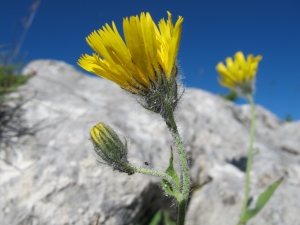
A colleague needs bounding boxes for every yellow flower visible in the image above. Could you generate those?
[216,51,262,95]
[78,12,183,95]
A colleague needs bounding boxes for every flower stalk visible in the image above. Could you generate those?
[164,99,190,225]
[134,166,180,200]
[238,94,256,225]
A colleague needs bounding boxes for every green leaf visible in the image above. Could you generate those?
[162,146,181,200]
[148,210,176,225]
[221,91,239,102]
[241,177,283,223]
[149,210,162,225]
[163,211,176,225]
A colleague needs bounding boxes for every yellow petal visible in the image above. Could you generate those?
[167,14,183,79]
[78,11,183,95]
[216,51,263,94]
[235,51,246,69]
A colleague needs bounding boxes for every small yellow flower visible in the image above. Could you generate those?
[216,51,262,95]
[78,12,183,95]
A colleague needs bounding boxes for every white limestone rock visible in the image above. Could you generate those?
[0,60,299,225]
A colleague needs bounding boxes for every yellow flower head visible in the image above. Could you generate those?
[216,51,262,96]
[78,12,183,95]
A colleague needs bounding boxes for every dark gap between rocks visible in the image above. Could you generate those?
[227,157,247,172]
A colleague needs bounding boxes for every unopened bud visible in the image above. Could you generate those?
[90,123,134,175]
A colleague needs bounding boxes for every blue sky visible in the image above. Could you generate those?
[1,0,299,120]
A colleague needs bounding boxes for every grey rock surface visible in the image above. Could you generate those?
[0,60,299,225]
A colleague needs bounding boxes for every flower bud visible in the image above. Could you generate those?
[90,123,134,175]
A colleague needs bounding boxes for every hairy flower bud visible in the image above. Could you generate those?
[90,123,134,175]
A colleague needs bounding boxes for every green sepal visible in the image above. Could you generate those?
[240,177,283,223]
[138,101,158,113]
[162,146,181,200]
